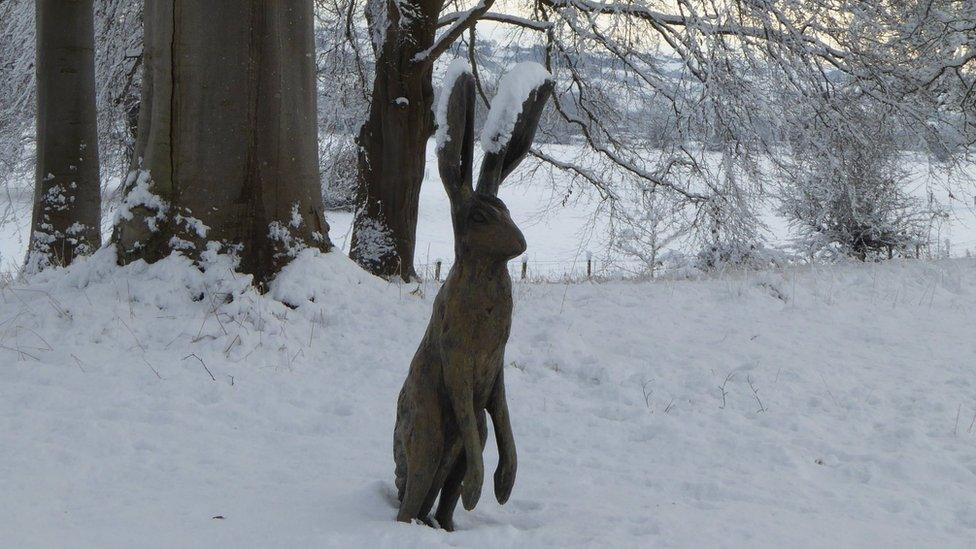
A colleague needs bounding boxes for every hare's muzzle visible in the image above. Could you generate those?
[511,227,527,259]
[491,203,526,260]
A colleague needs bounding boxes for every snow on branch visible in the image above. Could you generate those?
[413,0,495,64]
[544,0,693,27]
[437,11,552,32]
[543,0,848,62]
[481,62,552,153]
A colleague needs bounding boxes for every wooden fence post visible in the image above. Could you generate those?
[435,260,441,282]
[521,256,528,281]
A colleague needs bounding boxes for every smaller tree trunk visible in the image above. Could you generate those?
[349,63,434,281]
[349,2,438,281]
[28,0,102,270]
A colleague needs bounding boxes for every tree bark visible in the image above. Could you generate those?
[28,0,102,271]
[113,0,331,287]
[349,1,440,281]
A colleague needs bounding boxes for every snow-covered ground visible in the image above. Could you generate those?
[2,247,975,547]
[2,144,976,546]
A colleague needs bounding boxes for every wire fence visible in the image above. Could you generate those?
[416,257,616,283]
[415,238,975,285]
[415,256,713,284]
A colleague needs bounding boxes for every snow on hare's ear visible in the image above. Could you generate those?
[436,60,476,211]
[477,62,554,197]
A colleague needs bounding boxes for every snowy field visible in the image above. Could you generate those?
[2,145,976,547]
[2,246,976,547]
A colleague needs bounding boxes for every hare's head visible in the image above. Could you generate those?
[436,61,554,262]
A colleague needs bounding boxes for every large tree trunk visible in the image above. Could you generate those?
[113,0,331,287]
[349,1,439,281]
[28,0,102,271]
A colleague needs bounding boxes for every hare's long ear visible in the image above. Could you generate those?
[435,61,476,212]
[477,63,554,197]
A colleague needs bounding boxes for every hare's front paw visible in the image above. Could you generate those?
[461,457,484,510]
[494,453,516,504]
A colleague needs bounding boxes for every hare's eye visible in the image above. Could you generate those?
[471,210,487,223]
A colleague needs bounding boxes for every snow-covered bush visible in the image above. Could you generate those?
[607,147,787,276]
[694,240,789,272]
[320,135,358,211]
[780,103,930,261]
[694,161,782,272]
[608,189,690,277]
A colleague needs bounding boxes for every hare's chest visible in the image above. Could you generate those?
[465,297,512,403]
[436,288,513,400]
[461,291,513,346]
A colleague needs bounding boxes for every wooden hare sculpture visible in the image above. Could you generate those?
[393,61,554,530]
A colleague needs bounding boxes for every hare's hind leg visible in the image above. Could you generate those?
[396,403,444,524]
[417,443,461,524]
[434,453,465,531]
[397,435,442,523]
[435,410,487,531]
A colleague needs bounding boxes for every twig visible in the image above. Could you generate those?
[183,353,216,382]
[953,403,962,437]
[288,348,305,368]
[164,331,185,349]
[207,292,229,335]
[0,344,39,361]
[747,375,766,413]
[81,289,93,307]
[819,373,840,408]
[308,311,324,348]
[640,379,652,408]
[718,371,734,409]
[194,305,214,341]
[241,343,259,362]
[142,357,162,379]
[117,316,146,353]
[27,328,53,351]
[12,288,71,320]
[223,334,241,356]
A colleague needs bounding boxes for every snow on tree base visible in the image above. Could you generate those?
[1,252,975,546]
